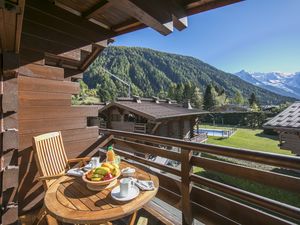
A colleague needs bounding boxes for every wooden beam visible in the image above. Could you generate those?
[163,0,188,31]
[25,0,115,42]
[186,0,244,16]
[109,0,173,35]
[82,0,109,18]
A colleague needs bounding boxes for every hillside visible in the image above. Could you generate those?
[83,46,295,104]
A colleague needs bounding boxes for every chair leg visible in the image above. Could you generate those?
[32,205,47,225]
[128,211,137,225]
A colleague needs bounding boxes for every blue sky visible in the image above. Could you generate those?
[113,0,300,74]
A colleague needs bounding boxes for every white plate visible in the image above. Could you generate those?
[111,185,140,202]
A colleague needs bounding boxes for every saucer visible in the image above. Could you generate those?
[111,185,140,202]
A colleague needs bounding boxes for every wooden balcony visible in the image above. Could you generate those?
[96,128,300,225]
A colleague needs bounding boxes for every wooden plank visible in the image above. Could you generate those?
[143,201,181,225]
[14,0,25,53]
[3,130,18,151]
[64,137,102,159]
[191,186,294,225]
[61,127,99,143]
[19,91,71,107]
[82,0,109,18]
[3,71,18,112]
[186,0,243,16]
[3,113,18,131]
[22,18,91,49]
[109,0,173,35]
[181,149,193,225]
[101,129,300,170]
[18,75,80,94]
[2,167,19,210]
[2,205,18,225]
[80,44,105,71]
[113,138,181,161]
[2,9,17,51]
[21,32,76,56]
[18,63,64,81]
[191,174,300,221]
[191,202,238,225]
[25,0,114,42]
[19,106,98,120]
[19,117,87,135]
[113,148,181,176]
[19,47,45,66]
[191,156,300,193]
[19,127,99,151]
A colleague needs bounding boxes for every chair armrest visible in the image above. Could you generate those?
[67,157,91,163]
[37,173,66,181]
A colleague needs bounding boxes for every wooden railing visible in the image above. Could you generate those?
[99,129,300,225]
[134,123,147,134]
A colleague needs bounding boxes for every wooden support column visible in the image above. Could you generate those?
[0,53,19,225]
[181,148,194,225]
[189,117,195,139]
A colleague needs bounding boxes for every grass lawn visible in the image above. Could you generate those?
[193,124,300,208]
[200,124,292,155]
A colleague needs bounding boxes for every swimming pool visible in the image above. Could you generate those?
[194,129,235,137]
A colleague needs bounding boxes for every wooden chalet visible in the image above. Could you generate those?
[1,0,300,225]
[96,97,207,140]
[263,102,300,155]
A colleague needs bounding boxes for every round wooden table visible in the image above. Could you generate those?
[44,162,159,224]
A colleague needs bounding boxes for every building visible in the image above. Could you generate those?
[263,102,300,155]
[96,97,207,140]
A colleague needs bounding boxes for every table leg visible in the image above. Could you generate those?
[128,211,137,225]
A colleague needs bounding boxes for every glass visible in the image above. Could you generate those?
[106,155,121,165]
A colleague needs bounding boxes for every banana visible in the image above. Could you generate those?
[102,162,115,170]
[95,167,110,175]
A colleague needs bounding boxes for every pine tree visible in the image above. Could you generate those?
[175,83,184,103]
[249,93,257,107]
[248,92,260,111]
[191,86,203,109]
[233,90,244,105]
[203,84,216,110]
[167,83,177,100]
[183,81,194,101]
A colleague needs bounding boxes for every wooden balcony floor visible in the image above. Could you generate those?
[19,197,193,225]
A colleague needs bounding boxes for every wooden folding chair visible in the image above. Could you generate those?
[32,131,90,225]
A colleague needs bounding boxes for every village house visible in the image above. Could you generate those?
[91,96,208,142]
[263,101,300,155]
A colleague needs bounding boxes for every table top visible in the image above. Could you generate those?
[44,161,159,224]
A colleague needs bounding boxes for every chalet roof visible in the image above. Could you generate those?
[263,102,300,131]
[99,97,207,121]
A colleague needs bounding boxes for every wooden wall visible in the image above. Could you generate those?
[17,63,100,214]
[279,131,300,155]
[1,54,19,225]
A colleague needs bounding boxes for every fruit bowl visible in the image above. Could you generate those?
[82,163,121,191]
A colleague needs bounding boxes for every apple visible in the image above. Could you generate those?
[103,173,113,181]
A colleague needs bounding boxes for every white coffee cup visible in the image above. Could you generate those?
[119,178,134,197]
[91,157,100,168]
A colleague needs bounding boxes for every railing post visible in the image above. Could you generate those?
[181,148,194,225]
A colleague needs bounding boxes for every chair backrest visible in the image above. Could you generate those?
[32,131,68,189]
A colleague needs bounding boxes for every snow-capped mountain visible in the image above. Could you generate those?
[235,70,300,99]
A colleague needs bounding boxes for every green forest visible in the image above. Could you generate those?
[79,46,295,107]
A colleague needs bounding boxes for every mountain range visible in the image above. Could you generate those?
[234,70,300,99]
[83,46,296,105]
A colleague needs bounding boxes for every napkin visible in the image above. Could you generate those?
[67,168,84,177]
[82,163,93,172]
[135,180,155,191]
